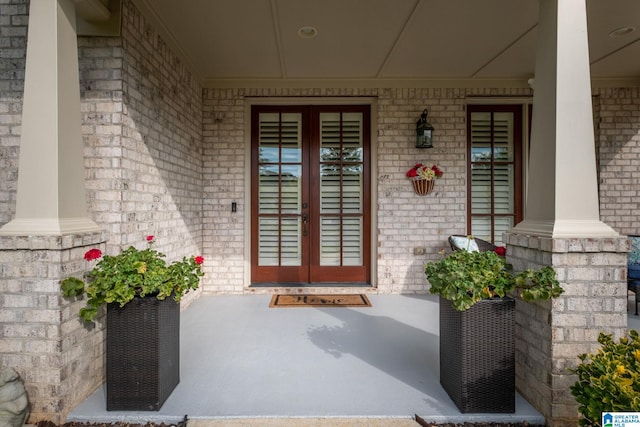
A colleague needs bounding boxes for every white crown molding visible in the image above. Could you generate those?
[202,77,640,90]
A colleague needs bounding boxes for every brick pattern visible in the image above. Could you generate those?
[0,0,205,422]
[80,0,205,260]
[76,0,205,303]
[1,0,640,424]
[0,0,27,226]
[595,87,640,236]
[0,232,107,424]
[202,87,531,293]
[504,233,629,427]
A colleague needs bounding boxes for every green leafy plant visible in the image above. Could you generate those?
[570,330,640,427]
[61,235,204,322]
[425,244,563,311]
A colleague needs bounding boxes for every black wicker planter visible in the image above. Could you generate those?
[439,297,515,413]
[106,295,180,411]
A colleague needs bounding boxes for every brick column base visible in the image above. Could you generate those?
[0,232,107,424]
[504,232,629,427]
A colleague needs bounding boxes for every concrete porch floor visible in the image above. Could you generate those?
[66,293,640,426]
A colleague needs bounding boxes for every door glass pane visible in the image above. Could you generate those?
[342,165,363,213]
[320,164,341,214]
[320,217,340,266]
[257,112,302,267]
[258,165,279,214]
[470,112,492,162]
[471,163,491,214]
[341,112,364,162]
[281,218,301,266]
[281,113,302,163]
[318,112,365,267]
[493,112,514,161]
[258,217,279,266]
[494,164,514,214]
[342,218,362,265]
[258,113,281,163]
[281,165,301,214]
[320,112,341,162]
[471,217,491,242]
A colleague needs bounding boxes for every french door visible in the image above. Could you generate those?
[251,105,371,285]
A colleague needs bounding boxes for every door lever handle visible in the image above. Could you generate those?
[302,214,308,236]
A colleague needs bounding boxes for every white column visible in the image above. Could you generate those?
[512,0,617,238]
[0,0,101,236]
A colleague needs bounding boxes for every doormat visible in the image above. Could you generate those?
[269,294,371,308]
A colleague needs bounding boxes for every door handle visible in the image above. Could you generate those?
[302,214,308,236]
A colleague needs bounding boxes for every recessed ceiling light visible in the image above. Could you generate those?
[298,26,318,39]
[609,26,636,37]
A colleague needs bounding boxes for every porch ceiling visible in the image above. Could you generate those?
[131,0,640,87]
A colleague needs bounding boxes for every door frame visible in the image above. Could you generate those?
[243,97,378,289]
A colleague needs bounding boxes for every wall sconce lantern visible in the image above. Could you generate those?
[416,108,434,148]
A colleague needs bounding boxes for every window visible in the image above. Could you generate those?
[467,105,524,245]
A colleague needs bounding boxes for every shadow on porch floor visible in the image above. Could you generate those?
[67,293,640,426]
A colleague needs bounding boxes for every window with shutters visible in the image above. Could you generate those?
[467,105,523,245]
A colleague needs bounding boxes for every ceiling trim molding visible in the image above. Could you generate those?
[202,77,640,90]
[131,0,203,84]
[202,78,534,89]
[591,78,640,88]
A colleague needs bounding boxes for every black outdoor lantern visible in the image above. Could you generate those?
[416,108,434,148]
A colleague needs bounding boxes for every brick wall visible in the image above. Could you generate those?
[76,0,205,304]
[596,88,640,236]
[79,0,205,263]
[0,232,107,424]
[0,0,27,226]
[0,0,205,422]
[202,87,531,293]
[505,233,629,426]
[2,0,640,423]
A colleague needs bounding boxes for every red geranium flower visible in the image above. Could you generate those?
[194,256,204,265]
[494,246,507,257]
[146,235,154,242]
[406,162,443,180]
[405,163,423,178]
[84,248,102,261]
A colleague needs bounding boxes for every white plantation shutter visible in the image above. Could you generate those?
[469,110,518,245]
[319,112,364,266]
[257,112,302,266]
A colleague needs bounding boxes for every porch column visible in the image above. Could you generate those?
[507,1,628,426]
[0,0,100,236]
[512,0,617,238]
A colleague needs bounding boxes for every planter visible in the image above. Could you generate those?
[412,178,435,195]
[439,297,515,413]
[106,295,180,411]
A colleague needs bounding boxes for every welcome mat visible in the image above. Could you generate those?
[269,294,371,308]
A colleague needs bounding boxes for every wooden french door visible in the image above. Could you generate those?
[251,105,371,285]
